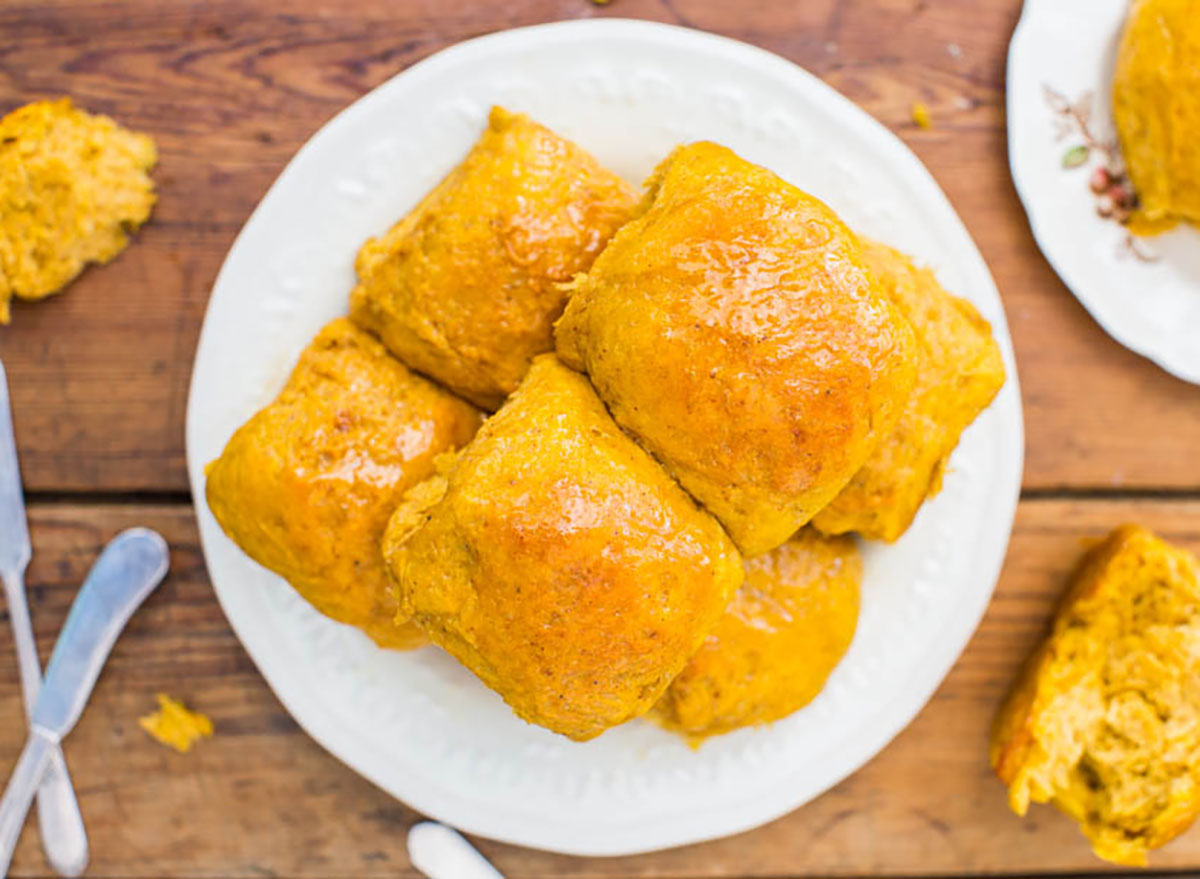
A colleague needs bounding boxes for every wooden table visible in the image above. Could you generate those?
[3,0,1200,876]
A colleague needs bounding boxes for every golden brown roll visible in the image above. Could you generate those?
[206,318,481,649]
[0,98,156,323]
[1113,0,1200,232]
[350,106,638,409]
[656,528,860,739]
[990,525,1200,867]
[812,240,1005,542]
[383,355,744,741]
[556,142,916,556]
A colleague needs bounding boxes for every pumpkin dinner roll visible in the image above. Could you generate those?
[656,528,861,739]
[812,239,1005,542]
[382,355,744,741]
[350,106,638,410]
[0,98,156,322]
[556,142,917,556]
[990,525,1200,866]
[1112,0,1200,231]
[206,318,481,650]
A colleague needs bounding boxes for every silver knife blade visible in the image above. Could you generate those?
[0,360,31,579]
[33,528,169,737]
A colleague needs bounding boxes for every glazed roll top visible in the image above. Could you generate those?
[350,106,638,409]
[383,355,744,741]
[206,318,482,649]
[556,142,917,556]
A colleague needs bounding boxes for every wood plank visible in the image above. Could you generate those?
[1,0,1199,492]
[4,499,1200,878]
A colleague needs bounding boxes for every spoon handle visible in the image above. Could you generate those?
[407,822,506,879]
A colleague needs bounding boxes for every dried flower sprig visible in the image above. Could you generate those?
[1044,85,1118,166]
[1044,84,1158,262]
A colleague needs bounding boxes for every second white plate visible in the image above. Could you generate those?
[186,19,1024,857]
[1008,0,1200,384]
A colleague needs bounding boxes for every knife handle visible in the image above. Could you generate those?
[0,732,55,878]
[34,751,88,877]
[1,569,89,877]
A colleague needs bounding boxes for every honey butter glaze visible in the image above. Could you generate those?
[657,528,861,739]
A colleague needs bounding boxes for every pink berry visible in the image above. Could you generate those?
[1090,166,1111,193]
[1109,183,1135,208]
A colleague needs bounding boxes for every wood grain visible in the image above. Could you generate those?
[1,0,1199,492]
[4,1,1200,877]
[3,498,1199,878]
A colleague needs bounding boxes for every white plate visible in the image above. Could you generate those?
[1008,0,1200,384]
[186,20,1023,857]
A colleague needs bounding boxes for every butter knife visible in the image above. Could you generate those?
[0,360,89,877]
[0,528,169,877]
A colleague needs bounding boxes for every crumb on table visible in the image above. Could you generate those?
[911,102,933,130]
[139,694,213,754]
